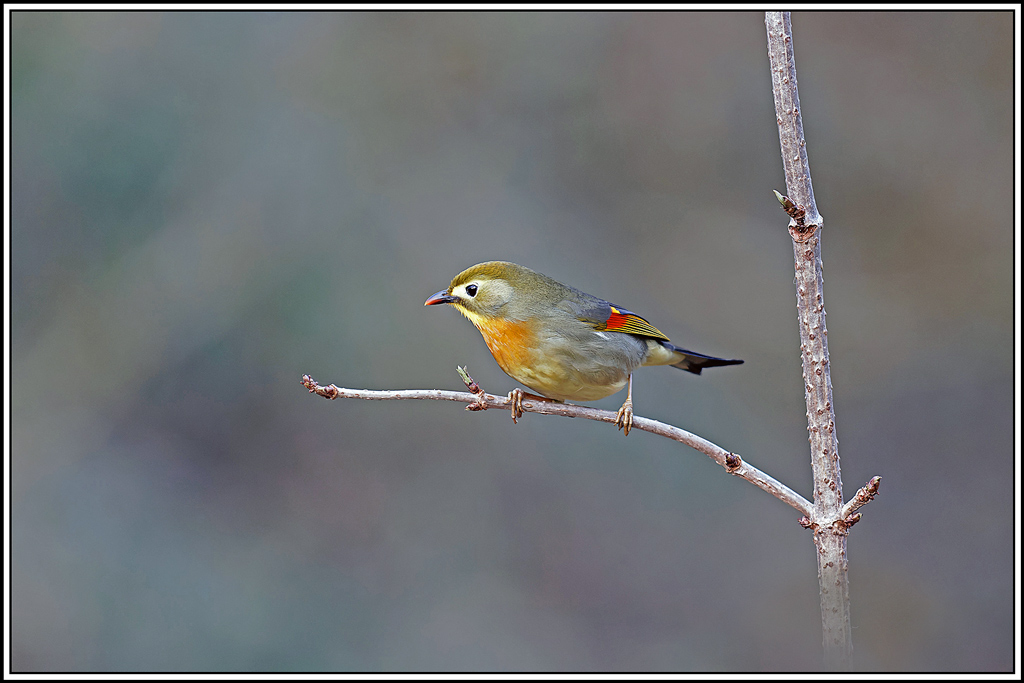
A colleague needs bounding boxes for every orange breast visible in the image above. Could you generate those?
[473,317,539,378]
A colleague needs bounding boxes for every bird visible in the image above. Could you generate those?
[424,261,742,435]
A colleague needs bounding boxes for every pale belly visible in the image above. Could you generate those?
[505,358,630,402]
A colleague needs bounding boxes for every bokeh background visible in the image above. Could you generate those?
[10,10,1015,672]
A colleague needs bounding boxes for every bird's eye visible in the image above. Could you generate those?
[465,284,478,297]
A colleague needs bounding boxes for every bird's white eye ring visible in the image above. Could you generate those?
[465,284,478,297]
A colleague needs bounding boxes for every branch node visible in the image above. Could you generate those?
[302,374,339,399]
[724,452,743,473]
[457,366,481,394]
[828,518,853,536]
[773,190,820,242]
[799,516,816,530]
[789,221,819,242]
[457,366,489,411]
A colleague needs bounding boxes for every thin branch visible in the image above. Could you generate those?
[302,372,813,518]
[840,476,882,523]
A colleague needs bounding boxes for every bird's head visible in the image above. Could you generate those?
[424,261,541,326]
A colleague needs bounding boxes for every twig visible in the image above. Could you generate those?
[840,476,882,524]
[302,372,813,518]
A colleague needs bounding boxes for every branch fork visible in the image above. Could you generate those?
[302,370,881,526]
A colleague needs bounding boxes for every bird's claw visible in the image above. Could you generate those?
[615,399,634,436]
[507,388,525,424]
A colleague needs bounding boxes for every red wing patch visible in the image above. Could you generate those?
[601,306,671,341]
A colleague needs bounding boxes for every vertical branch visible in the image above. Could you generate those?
[765,12,852,671]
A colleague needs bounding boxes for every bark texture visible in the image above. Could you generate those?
[765,11,852,670]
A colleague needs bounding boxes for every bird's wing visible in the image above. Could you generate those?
[571,297,671,341]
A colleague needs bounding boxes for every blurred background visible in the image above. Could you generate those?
[10,11,1015,672]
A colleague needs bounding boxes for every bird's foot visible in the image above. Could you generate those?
[507,388,525,424]
[506,389,559,424]
[615,399,634,436]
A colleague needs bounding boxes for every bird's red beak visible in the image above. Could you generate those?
[424,290,458,306]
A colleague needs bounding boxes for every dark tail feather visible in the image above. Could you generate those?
[666,343,744,375]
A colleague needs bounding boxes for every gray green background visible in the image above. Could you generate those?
[11,11,1015,672]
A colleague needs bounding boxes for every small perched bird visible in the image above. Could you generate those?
[425,261,742,435]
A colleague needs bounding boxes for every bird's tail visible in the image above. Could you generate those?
[662,342,744,375]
